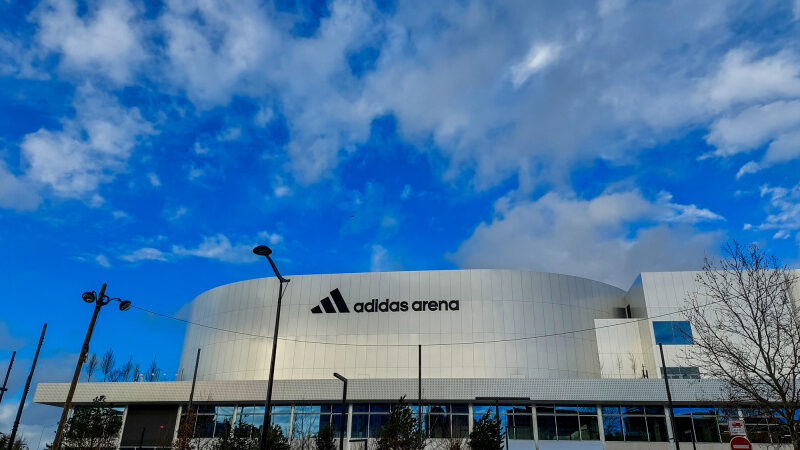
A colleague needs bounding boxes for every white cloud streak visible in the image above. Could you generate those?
[450,189,724,288]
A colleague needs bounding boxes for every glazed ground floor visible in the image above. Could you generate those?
[34,378,795,450]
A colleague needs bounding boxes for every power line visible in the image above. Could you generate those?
[129,296,720,348]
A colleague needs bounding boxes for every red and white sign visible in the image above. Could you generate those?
[728,420,747,436]
[730,435,752,450]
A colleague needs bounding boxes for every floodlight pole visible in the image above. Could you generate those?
[0,350,16,406]
[659,343,680,450]
[334,373,348,450]
[8,324,46,450]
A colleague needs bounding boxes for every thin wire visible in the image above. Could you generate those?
[130,295,720,348]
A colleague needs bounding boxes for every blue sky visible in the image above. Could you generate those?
[2,0,800,445]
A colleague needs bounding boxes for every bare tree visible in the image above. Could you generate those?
[146,357,160,382]
[119,356,134,382]
[85,353,99,382]
[627,353,639,378]
[132,363,141,382]
[100,349,115,382]
[685,242,800,450]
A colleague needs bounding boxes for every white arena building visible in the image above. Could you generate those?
[34,270,796,449]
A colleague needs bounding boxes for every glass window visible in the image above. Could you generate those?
[579,416,600,440]
[537,405,556,414]
[537,415,556,440]
[473,405,493,415]
[451,404,469,414]
[647,417,669,442]
[621,405,645,415]
[369,414,387,438]
[427,414,447,438]
[653,321,693,345]
[554,405,579,414]
[330,414,347,438]
[214,417,232,437]
[555,416,580,440]
[603,416,623,441]
[511,414,533,440]
[215,406,234,415]
[371,404,391,413]
[196,414,215,438]
[271,414,290,436]
[601,406,620,415]
[351,415,368,439]
[693,417,721,442]
[452,415,469,438]
[623,416,648,441]
[674,416,695,442]
[352,404,369,413]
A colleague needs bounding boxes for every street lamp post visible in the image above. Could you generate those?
[254,245,290,450]
[659,343,681,450]
[333,373,348,450]
[52,284,132,450]
[0,351,16,406]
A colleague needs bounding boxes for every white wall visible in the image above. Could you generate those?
[179,270,627,381]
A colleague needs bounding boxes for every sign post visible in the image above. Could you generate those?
[728,420,746,437]
[730,435,751,450]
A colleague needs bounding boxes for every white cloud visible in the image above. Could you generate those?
[147,172,161,187]
[0,162,41,211]
[272,177,291,198]
[34,0,146,83]
[400,184,412,200]
[257,231,284,245]
[20,84,153,199]
[119,247,169,263]
[165,206,187,222]
[171,234,254,263]
[510,43,561,88]
[95,254,111,268]
[450,189,724,287]
[705,100,800,158]
[701,49,800,109]
[254,105,274,127]
[370,244,401,272]
[751,183,800,235]
[0,322,26,350]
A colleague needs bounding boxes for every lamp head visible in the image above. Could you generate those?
[119,300,132,311]
[253,245,272,257]
[82,291,96,303]
[333,372,347,382]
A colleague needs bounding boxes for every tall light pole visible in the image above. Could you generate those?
[333,373,348,450]
[254,245,290,450]
[0,351,16,406]
[52,284,132,450]
[8,324,46,450]
[659,343,681,450]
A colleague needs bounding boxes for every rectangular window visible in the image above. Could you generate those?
[653,321,693,345]
[603,416,623,441]
[537,405,599,441]
[665,367,701,379]
[603,404,668,442]
[671,406,723,443]
[622,416,648,441]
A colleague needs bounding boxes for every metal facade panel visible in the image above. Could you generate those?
[34,378,728,406]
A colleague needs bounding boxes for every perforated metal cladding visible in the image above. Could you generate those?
[34,378,728,406]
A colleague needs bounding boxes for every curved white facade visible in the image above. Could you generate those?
[179,270,627,381]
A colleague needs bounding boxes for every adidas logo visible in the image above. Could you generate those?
[311,288,350,314]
